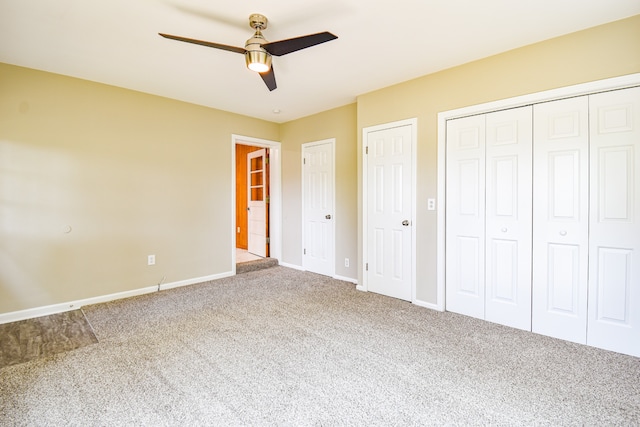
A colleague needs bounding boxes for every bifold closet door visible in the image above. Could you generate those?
[532,96,590,344]
[446,107,533,329]
[484,106,533,331]
[446,115,486,319]
[587,86,640,357]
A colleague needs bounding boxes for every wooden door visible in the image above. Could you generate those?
[235,144,262,250]
[248,149,267,257]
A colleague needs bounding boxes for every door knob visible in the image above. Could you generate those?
[325,214,332,219]
[402,220,410,226]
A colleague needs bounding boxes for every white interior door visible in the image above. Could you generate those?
[366,124,413,301]
[587,86,640,357]
[248,149,266,257]
[484,106,533,330]
[302,140,335,276]
[445,114,486,319]
[532,96,589,344]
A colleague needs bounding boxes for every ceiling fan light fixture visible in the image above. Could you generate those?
[246,50,272,73]
[159,12,337,90]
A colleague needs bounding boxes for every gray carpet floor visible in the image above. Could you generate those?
[1,266,639,426]
[0,310,97,368]
[236,257,279,275]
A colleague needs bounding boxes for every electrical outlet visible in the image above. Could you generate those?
[148,255,155,265]
[345,258,350,268]
[427,198,436,211]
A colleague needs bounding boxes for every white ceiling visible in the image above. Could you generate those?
[2,1,639,123]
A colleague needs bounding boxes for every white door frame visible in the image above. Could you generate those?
[231,134,282,272]
[360,118,417,302]
[301,138,336,276]
[436,73,640,312]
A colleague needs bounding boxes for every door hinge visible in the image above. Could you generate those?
[265,156,269,165]
[303,157,306,165]
[304,248,306,255]
[366,263,368,271]
[266,196,270,204]
[266,237,270,244]
[365,146,368,154]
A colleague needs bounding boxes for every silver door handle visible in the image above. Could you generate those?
[325,214,332,220]
[402,220,410,226]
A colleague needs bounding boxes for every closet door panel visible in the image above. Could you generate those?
[588,86,640,357]
[485,106,533,330]
[532,96,589,344]
[446,115,486,319]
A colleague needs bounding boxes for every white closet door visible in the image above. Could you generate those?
[587,86,640,357]
[446,115,486,319]
[532,96,589,344]
[485,106,533,330]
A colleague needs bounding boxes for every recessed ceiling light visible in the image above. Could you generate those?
[272,109,281,114]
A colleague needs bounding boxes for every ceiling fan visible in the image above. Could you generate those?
[159,13,338,91]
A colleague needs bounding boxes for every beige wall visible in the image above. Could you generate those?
[2,15,639,317]
[279,104,358,277]
[0,64,279,314]
[357,15,640,303]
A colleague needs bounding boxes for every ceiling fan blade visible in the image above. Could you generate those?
[159,33,246,54]
[262,32,337,56]
[259,66,277,91]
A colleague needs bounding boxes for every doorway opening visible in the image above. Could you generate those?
[237,145,269,258]
[231,135,282,273]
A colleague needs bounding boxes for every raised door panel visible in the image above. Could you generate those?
[485,106,533,331]
[446,115,486,319]
[587,86,640,357]
[367,126,412,301]
[532,96,589,344]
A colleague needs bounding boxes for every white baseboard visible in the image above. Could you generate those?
[0,271,235,325]
[413,298,444,312]
[279,261,304,271]
[277,263,358,285]
[334,274,358,285]
[159,271,234,291]
[352,287,443,312]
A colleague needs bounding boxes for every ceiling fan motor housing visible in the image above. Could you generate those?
[245,29,271,72]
